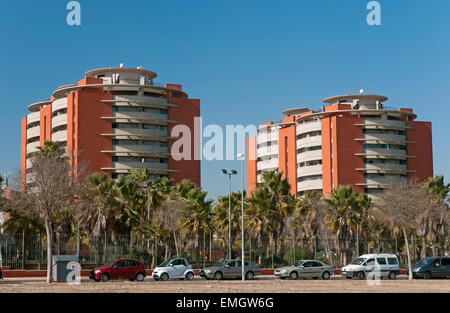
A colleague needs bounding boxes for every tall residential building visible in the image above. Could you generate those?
[21,67,200,185]
[246,94,433,198]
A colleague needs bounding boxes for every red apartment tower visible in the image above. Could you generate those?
[21,67,200,185]
[246,94,433,199]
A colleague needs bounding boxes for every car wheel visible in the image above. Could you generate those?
[136,273,145,282]
[160,273,169,281]
[424,271,432,279]
[100,274,109,282]
[186,272,194,281]
[357,271,365,280]
[289,271,298,280]
[322,271,331,280]
[245,271,254,280]
[153,278,160,281]
[213,271,223,280]
[388,272,396,280]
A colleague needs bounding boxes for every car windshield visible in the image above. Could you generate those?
[350,258,367,265]
[415,258,435,266]
[103,262,114,267]
[292,260,305,267]
[159,259,174,267]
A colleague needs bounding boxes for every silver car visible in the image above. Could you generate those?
[200,259,261,280]
[275,260,333,280]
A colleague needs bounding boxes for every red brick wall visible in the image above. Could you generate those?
[321,117,332,196]
[20,117,27,187]
[167,97,201,186]
[75,87,113,177]
[39,104,52,145]
[406,121,433,182]
[246,136,257,196]
[278,126,297,196]
[334,115,364,192]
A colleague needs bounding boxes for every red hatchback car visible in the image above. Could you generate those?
[89,258,147,282]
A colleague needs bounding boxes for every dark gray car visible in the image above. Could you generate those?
[406,257,450,279]
[275,260,333,280]
[200,259,261,280]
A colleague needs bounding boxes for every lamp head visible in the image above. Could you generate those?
[221,169,228,174]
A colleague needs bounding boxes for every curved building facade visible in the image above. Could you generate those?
[21,67,200,185]
[246,94,433,199]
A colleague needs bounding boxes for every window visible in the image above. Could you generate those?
[365,258,375,266]
[172,259,186,266]
[363,144,406,151]
[311,261,322,267]
[226,261,236,267]
[442,258,450,266]
[364,159,406,165]
[296,130,321,140]
[297,145,322,154]
[387,257,398,265]
[126,260,138,267]
[112,123,137,129]
[298,175,322,182]
[302,262,311,268]
[298,160,322,167]
[257,141,278,149]
[114,260,126,268]
[257,154,278,162]
[363,129,405,136]
[377,258,387,265]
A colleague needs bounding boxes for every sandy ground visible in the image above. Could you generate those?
[0,276,449,293]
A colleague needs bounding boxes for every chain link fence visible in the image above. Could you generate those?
[1,232,448,270]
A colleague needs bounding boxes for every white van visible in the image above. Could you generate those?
[341,253,400,280]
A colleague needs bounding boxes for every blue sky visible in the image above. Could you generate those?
[0,0,449,200]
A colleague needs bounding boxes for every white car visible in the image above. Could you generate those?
[152,258,195,281]
[341,253,400,280]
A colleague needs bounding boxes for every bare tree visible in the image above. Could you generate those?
[11,142,85,283]
[374,179,432,280]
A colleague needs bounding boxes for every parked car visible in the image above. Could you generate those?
[0,266,2,280]
[406,256,450,279]
[152,258,195,281]
[341,253,400,280]
[89,258,146,282]
[200,259,260,280]
[275,260,333,280]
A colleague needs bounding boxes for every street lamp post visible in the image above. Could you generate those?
[237,153,245,281]
[221,169,237,260]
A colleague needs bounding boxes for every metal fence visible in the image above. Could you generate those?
[0,232,448,269]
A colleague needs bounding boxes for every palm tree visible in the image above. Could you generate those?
[294,190,334,265]
[325,185,360,265]
[258,171,295,255]
[77,173,120,263]
[426,175,450,200]
[213,191,245,258]
[247,187,271,265]
[180,184,213,266]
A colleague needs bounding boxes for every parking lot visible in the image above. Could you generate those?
[0,275,449,293]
